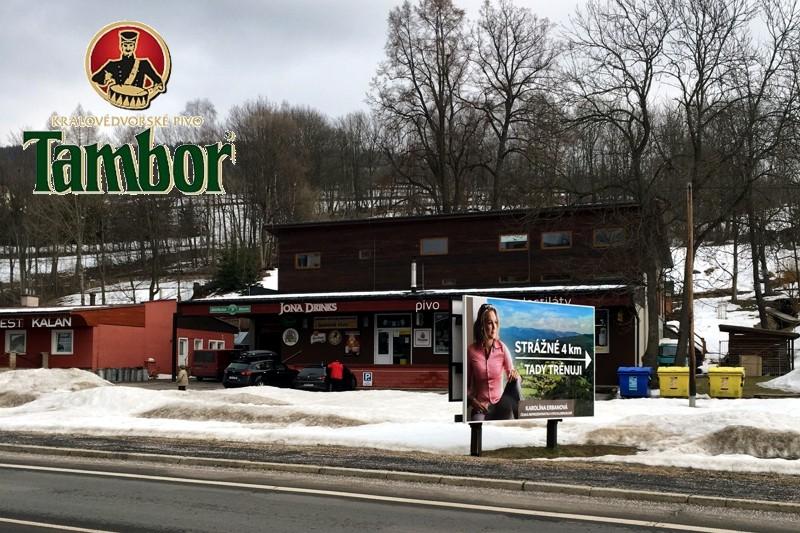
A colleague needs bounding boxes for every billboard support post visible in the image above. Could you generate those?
[546,419,562,449]
[470,423,482,457]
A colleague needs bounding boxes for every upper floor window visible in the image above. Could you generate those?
[295,252,321,270]
[593,228,626,248]
[499,233,528,252]
[541,231,572,249]
[420,237,448,256]
[358,249,372,260]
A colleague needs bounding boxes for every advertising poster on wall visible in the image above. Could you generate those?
[463,296,595,423]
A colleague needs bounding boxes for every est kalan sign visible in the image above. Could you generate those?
[462,296,595,423]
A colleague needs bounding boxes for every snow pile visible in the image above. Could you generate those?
[0,368,110,408]
[758,368,800,393]
[2,370,800,473]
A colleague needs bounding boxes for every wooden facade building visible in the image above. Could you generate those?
[719,324,798,376]
[178,204,666,388]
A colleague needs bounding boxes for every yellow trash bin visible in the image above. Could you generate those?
[708,367,745,398]
[657,366,690,398]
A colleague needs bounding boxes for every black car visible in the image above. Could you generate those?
[292,364,357,391]
[222,357,298,388]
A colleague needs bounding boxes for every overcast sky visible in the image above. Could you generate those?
[0,0,580,145]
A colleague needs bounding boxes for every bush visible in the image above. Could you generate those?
[211,247,260,293]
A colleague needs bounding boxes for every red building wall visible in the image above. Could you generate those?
[7,327,94,369]
[176,327,235,366]
[145,300,176,367]
[92,325,149,370]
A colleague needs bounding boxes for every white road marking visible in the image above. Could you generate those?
[0,516,115,532]
[0,463,750,533]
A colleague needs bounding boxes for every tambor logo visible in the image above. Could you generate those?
[86,21,170,110]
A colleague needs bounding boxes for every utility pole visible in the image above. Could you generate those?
[687,183,696,408]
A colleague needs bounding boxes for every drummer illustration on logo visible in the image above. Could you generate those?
[86,21,171,110]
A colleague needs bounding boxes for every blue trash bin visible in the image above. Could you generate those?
[617,367,653,398]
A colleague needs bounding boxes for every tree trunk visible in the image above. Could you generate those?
[731,216,739,303]
[642,261,661,368]
[747,199,768,328]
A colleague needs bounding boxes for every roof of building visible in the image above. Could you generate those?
[267,203,641,233]
[187,283,633,304]
[765,307,800,326]
[718,324,800,339]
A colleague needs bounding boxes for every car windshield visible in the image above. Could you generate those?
[298,368,324,378]
[659,344,677,357]
[227,362,250,370]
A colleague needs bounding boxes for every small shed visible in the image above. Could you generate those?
[718,324,798,376]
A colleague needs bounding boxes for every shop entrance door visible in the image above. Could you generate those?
[375,314,412,365]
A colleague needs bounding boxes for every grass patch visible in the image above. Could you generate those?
[482,444,638,459]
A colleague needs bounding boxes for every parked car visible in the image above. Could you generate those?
[658,339,705,372]
[190,349,241,381]
[292,363,358,391]
[236,349,282,362]
[222,357,298,388]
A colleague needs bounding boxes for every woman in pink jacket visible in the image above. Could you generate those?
[467,303,521,421]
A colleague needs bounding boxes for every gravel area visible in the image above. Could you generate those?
[2,430,799,504]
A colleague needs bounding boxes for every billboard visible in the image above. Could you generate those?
[462,296,595,423]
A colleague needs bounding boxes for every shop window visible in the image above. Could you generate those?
[420,237,448,256]
[541,231,572,249]
[593,228,625,248]
[358,249,372,260]
[194,339,203,351]
[498,274,529,284]
[52,330,74,355]
[499,233,528,252]
[295,252,321,270]
[595,309,609,354]
[5,330,26,354]
[433,312,450,355]
[376,314,412,328]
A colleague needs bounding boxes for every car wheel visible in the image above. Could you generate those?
[254,377,264,387]
[223,383,230,388]
[350,376,357,390]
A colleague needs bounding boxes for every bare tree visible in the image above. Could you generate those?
[663,0,758,361]
[566,0,675,366]
[471,0,559,210]
[370,0,477,213]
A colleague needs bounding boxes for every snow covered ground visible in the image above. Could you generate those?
[1,368,799,475]
[53,269,277,305]
[3,245,799,475]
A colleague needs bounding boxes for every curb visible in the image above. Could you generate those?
[1,443,798,515]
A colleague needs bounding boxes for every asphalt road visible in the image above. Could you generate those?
[0,457,796,533]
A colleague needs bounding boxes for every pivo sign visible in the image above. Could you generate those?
[23,21,235,195]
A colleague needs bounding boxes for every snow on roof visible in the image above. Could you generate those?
[192,284,631,303]
[0,306,107,315]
